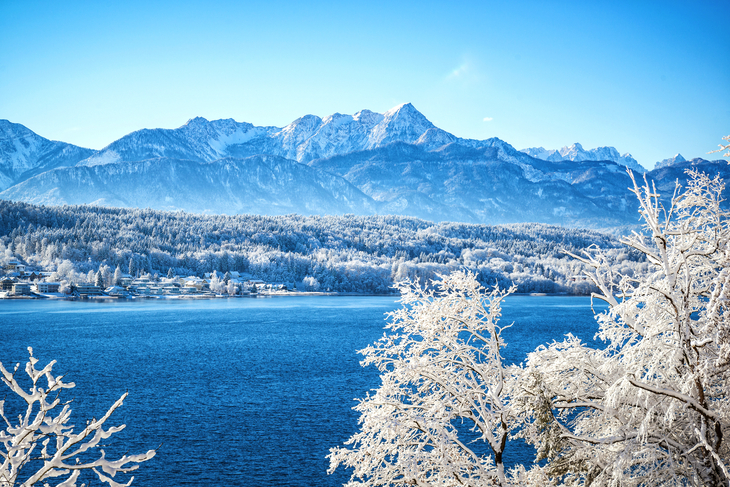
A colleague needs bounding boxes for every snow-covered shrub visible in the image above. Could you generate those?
[302,276,320,292]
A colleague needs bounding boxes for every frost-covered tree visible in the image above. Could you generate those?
[515,170,730,486]
[51,260,75,283]
[302,276,320,292]
[329,272,517,486]
[167,268,174,279]
[99,265,112,288]
[58,280,71,294]
[113,265,123,286]
[209,273,225,294]
[0,348,155,486]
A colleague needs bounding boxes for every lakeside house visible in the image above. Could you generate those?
[35,282,61,293]
[105,286,128,296]
[4,261,26,273]
[75,284,103,296]
[0,277,16,291]
[12,282,31,295]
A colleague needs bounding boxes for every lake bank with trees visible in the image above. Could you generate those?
[0,201,646,296]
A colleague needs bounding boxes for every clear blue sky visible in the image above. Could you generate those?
[1,0,728,169]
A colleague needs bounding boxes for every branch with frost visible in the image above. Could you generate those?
[626,376,718,421]
[709,135,730,158]
[0,348,155,487]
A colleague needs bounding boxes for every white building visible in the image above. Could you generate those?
[36,282,61,293]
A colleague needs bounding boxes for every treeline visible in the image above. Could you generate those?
[0,200,645,294]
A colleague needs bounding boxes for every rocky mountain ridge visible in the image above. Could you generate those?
[521,142,645,173]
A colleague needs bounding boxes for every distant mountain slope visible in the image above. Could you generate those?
[0,199,635,294]
[0,120,94,190]
[646,158,730,202]
[521,142,645,173]
[0,155,378,216]
[309,141,639,227]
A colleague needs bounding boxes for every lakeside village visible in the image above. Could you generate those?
[0,260,313,300]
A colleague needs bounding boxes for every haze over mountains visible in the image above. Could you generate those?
[1,104,726,228]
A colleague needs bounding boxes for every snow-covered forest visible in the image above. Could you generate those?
[0,200,645,294]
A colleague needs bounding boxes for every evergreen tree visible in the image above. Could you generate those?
[167,267,174,279]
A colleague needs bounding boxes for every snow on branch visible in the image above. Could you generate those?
[0,348,155,487]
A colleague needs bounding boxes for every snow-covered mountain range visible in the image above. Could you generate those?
[75,103,473,168]
[520,143,645,173]
[0,105,726,228]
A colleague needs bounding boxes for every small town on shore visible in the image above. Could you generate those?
[0,260,314,299]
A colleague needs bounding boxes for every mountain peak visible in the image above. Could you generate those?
[384,102,422,119]
[353,109,384,125]
[381,103,433,127]
[184,116,210,127]
[389,102,414,110]
[655,153,687,170]
[563,142,585,151]
[366,103,435,149]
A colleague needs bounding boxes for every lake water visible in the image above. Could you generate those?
[0,295,606,486]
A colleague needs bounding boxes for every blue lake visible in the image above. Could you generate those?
[0,295,606,486]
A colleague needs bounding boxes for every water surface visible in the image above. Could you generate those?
[0,295,605,486]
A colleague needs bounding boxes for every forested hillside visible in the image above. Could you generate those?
[0,200,645,294]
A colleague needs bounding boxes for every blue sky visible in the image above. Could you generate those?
[1,0,728,169]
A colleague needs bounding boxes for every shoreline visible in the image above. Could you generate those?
[1,291,590,301]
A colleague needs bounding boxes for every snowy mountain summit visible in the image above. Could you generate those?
[521,142,645,173]
[78,102,448,167]
[654,153,686,169]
